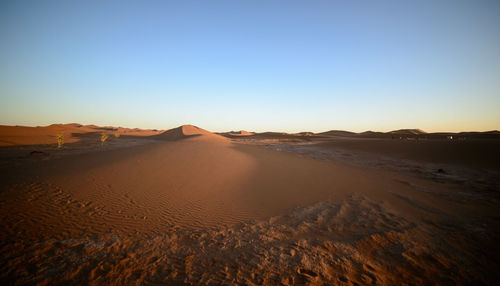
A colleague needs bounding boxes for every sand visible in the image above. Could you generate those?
[222,130,255,137]
[1,124,499,285]
[0,123,162,147]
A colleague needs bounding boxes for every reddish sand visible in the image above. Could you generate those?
[0,124,499,285]
[0,123,162,147]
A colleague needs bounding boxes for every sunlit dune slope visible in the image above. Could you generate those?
[154,124,227,141]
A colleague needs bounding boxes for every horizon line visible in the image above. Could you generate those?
[1,122,498,135]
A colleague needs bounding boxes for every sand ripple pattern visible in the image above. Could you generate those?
[1,196,497,285]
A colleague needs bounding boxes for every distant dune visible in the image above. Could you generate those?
[221,130,255,137]
[318,130,357,137]
[2,124,498,147]
[296,132,315,136]
[389,129,427,135]
[0,123,162,147]
[316,128,499,139]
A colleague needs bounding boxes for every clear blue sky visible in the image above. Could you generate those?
[1,0,499,132]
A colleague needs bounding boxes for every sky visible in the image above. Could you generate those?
[1,0,499,133]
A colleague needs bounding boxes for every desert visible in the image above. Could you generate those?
[2,1,499,284]
[1,123,499,285]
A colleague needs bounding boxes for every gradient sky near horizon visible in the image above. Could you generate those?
[1,0,499,133]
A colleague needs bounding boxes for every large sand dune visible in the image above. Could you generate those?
[154,124,227,141]
[1,124,499,284]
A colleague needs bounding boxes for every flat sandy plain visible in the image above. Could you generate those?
[1,124,499,285]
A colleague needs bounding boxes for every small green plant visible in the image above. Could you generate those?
[57,133,64,149]
[114,133,120,138]
[100,133,109,146]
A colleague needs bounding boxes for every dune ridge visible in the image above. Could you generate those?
[154,125,227,141]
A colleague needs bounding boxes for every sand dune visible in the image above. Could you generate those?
[226,130,255,136]
[389,128,426,135]
[318,130,356,137]
[0,124,91,146]
[0,123,162,147]
[154,125,226,141]
[0,124,499,284]
[3,130,445,236]
[317,128,500,139]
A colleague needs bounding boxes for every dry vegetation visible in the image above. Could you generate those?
[56,133,64,149]
[100,133,109,146]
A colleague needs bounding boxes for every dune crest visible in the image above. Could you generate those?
[154,125,227,141]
